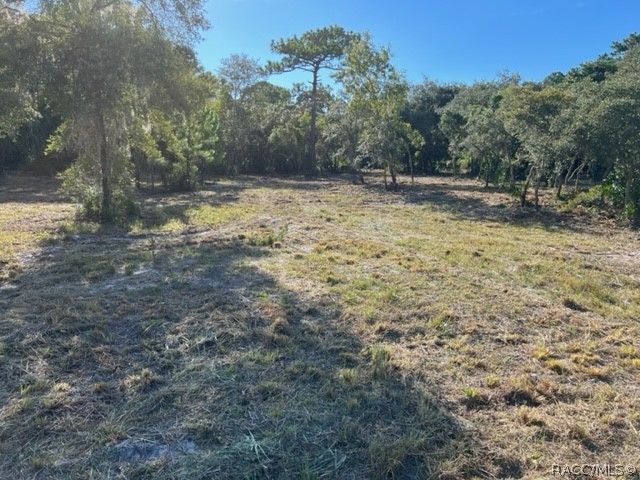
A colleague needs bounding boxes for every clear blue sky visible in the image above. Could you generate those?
[196,0,639,88]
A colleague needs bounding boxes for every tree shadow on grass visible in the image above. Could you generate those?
[363,174,598,234]
[59,174,366,236]
[210,174,364,193]
[0,226,514,479]
[0,176,68,204]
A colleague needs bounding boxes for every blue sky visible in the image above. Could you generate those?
[196,0,639,88]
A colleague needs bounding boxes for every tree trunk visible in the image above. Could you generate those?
[521,166,535,207]
[132,149,141,190]
[624,164,632,212]
[307,67,319,175]
[556,178,563,198]
[406,145,414,185]
[555,167,565,198]
[564,162,585,192]
[389,159,397,186]
[484,158,490,188]
[96,110,112,222]
[563,155,577,188]
[185,120,192,191]
[508,155,515,190]
[230,102,239,175]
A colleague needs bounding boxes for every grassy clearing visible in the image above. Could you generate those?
[0,178,75,281]
[1,173,639,479]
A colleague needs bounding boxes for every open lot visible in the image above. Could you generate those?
[1,174,639,479]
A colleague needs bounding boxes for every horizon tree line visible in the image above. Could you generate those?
[0,8,638,223]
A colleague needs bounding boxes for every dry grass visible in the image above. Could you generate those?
[1,173,639,479]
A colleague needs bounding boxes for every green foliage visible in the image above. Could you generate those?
[566,183,620,213]
[499,84,576,205]
[438,77,520,183]
[580,45,640,221]
[337,33,423,185]
[266,26,359,76]
[80,188,139,223]
[49,116,136,221]
[0,7,39,139]
[215,79,306,175]
[22,0,209,221]
[246,224,288,247]
[217,54,264,174]
[564,33,640,84]
[403,81,460,174]
[267,25,359,174]
[218,53,264,100]
[3,14,640,227]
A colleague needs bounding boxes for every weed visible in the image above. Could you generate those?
[20,379,49,397]
[365,345,393,380]
[619,344,639,359]
[462,386,480,399]
[545,359,567,375]
[254,381,284,399]
[570,353,601,365]
[485,375,500,388]
[246,224,288,247]
[338,368,358,385]
[247,349,280,365]
[533,345,553,361]
[515,406,546,427]
[123,368,160,392]
[92,382,110,393]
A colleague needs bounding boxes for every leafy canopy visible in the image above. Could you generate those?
[266,25,359,75]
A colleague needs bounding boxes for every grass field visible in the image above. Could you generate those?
[1,174,639,479]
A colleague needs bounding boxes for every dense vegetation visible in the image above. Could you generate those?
[1,2,639,222]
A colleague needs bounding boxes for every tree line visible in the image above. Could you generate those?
[1,5,638,223]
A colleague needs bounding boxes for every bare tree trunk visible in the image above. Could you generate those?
[387,159,397,187]
[521,166,535,207]
[555,170,564,198]
[624,164,632,212]
[563,156,577,188]
[508,156,515,189]
[133,149,141,190]
[564,162,585,192]
[352,157,365,184]
[96,110,112,222]
[484,158,490,187]
[307,66,319,175]
[185,120,192,191]
[406,145,414,185]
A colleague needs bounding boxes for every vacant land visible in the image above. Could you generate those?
[1,174,639,479]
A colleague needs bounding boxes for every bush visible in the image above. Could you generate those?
[564,182,637,222]
[567,183,619,211]
[80,190,139,224]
